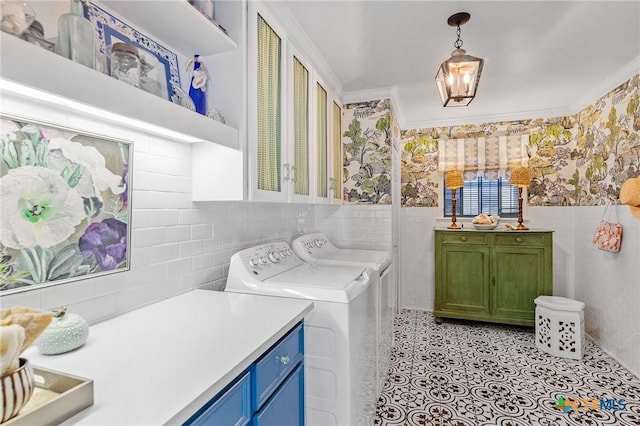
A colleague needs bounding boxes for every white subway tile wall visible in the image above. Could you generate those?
[314,205,392,250]
[570,205,639,377]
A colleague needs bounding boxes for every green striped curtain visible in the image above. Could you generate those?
[332,102,342,200]
[317,83,327,197]
[293,57,309,196]
[257,15,281,192]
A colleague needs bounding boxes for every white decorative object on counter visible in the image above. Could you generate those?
[35,308,89,355]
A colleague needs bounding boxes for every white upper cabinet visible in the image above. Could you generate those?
[247,2,343,204]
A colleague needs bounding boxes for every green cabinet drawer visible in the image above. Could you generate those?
[494,233,547,246]
[438,232,488,245]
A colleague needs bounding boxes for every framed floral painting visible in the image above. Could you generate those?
[0,115,132,294]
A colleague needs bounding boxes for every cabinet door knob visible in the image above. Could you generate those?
[515,237,523,243]
[461,236,468,242]
[277,355,290,365]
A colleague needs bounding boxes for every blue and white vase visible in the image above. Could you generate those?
[188,54,208,115]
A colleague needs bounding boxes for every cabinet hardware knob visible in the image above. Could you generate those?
[461,237,467,242]
[277,355,290,365]
[516,237,523,243]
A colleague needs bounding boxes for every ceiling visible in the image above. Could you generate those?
[282,1,640,129]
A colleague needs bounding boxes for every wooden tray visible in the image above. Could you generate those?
[6,366,93,426]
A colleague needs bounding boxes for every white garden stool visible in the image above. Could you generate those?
[534,296,585,360]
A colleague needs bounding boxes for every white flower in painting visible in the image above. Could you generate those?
[0,166,85,249]
[1,118,20,139]
[47,138,125,201]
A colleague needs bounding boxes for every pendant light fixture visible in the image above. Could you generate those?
[435,12,484,107]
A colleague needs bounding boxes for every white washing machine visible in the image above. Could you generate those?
[291,232,395,397]
[225,241,377,426]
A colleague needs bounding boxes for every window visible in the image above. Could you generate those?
[443,176,519,217]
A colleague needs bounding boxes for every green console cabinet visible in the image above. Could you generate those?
[434,229,553,326]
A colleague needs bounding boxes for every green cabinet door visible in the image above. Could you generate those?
[439,245,490,315]
[492,246,546,323]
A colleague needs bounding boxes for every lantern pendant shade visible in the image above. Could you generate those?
[435,48,484,107]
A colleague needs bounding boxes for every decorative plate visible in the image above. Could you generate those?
[83,1,180,102]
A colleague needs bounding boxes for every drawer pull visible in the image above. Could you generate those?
[515,237,523,243]
[461,236,468,242]
[276,355,290,365]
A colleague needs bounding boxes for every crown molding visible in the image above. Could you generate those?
[570,56,640,113]
[341,86,394,104]
[400,107,574,130]
[264,1,343,99]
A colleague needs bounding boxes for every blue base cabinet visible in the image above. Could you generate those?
[184,322,304,426]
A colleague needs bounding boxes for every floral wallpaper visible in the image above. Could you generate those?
[398,73,640,207]
[0,117,131,292]
[342,99,392,204]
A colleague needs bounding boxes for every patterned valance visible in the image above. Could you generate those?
[438,135,529,180]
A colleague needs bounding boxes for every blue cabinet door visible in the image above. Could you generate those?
[252,323,304,412]
[253,363,304,426]
[186,372,251,426]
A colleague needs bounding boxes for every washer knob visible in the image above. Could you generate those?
[268,252,279,263]
[249,259,259,268]
[258,256,268,265]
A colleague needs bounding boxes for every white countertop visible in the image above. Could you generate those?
[23,290,314,425]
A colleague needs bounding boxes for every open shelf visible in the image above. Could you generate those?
[0,34,238,148]
[100,0,238,56]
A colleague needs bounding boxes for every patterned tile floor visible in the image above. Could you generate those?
[374,309,640,426]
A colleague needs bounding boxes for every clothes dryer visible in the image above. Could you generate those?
[225,241,377,426]
[291,232,395,396]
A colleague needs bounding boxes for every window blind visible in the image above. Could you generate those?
[444,177,519,217]
[438,135,529,180]
[257,14,282,192]
[317,83,328,197]
[293,57,309,196]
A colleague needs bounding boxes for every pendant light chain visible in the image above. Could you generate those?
[454,25,463,49]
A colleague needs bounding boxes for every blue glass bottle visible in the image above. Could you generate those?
[188,54,207,115]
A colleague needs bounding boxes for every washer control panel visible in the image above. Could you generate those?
[297,236,330,254]
[238,241,304,280]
